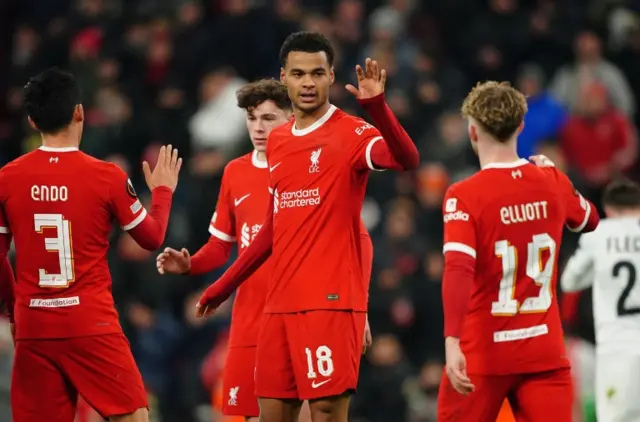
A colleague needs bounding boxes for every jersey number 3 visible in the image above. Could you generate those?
[34,213,75,287]
[492,233,556,316]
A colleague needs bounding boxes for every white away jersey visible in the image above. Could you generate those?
[562,217,640,354]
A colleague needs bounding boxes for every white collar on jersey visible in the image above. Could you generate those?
[39,146,79,152]
[482,158,529,170]
[291,104,337,137]
[252,150,267,168]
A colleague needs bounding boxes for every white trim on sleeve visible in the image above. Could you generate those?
[209,225,236,242]
[122,208,148,231]
[0,227,9,234]
[567,198,591,233]
[365,136,386,171]
[443,242,476,259]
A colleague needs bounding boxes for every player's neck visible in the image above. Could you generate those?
[41,129,79,149]
[293,102,331,131]
[478,140,519,169]
[255,150,267,162]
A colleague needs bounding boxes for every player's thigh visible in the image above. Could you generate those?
[11,340,77,422]
[595,354,640,422]
[108,408,149,422]
[437,370,512,422]
[308,392,351,422]
[222,346,260,417]
[511,368,572,422]
[255,313,298,399]
[258,397,303,422]
[60,333,148,419]
[285,310,366,401]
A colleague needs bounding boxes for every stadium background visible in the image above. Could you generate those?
[1,0,639,420]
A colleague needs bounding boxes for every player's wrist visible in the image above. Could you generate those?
[357,93,385,106]
[445,336,461,348]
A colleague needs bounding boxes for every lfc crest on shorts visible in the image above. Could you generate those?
[228,386,239,406]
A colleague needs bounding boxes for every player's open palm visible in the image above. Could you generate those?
[142,144,183,192]
[156,247,191,275]
[445,340,475,395]
[346,57,387,100]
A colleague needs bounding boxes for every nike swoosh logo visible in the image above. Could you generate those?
[269,162,281,172]
[311,379,331,389]
[234,194,251,206]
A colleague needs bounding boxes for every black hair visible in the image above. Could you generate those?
[603,178,640,208]
[279,31,334,67]
[23,67,82,134]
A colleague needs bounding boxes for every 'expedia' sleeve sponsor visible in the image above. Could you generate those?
[209,165,236,242]
[348,120,391,171]
[109,164,147,231]
[442,185,477,259]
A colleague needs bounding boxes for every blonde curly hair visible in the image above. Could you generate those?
[461,81,528,142]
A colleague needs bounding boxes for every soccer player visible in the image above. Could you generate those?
[156,79,374,422]
[195,31,418,422]
[0,68,182,422]
[561,179,640,422]
[438,81,600,422]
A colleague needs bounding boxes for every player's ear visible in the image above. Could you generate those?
[603,205,616,218]
[517,121,525,135]
[329,66,335,85]
[74,104,84,123]
[280,68,286,85]
[27,116,38,132]
[468,122,478,143]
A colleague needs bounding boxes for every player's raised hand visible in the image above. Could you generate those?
[142,145,183,192]
[156,247,191,275]
[529,154,555,167]
[362,316,372,355]
[445,337,475,395]
[346,57,387,100]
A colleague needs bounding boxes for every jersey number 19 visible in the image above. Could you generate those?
[492,233,557,316]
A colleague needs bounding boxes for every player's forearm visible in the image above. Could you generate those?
[442,251,475,338]
[188,236,233,276]
[201,215,273,307]
[128,187,173,250]
[358,94,419,170]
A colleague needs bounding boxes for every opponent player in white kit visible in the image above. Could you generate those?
[562,179,640,422]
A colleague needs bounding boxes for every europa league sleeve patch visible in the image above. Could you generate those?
[126,178,137,198]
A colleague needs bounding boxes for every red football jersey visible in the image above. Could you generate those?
[442,159,592,375]
[0,146,149,339]
[208,151,271,347]
[265,105,383,313]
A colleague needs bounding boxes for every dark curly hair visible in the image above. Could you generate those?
[236,79,291,111]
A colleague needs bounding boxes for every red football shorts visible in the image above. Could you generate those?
[255,310,366,400]
[222,346,260,417]
[437,367,572,422]
[12,333,148,422]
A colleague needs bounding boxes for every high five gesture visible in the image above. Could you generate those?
[346,57,387,99]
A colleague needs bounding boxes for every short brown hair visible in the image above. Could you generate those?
[603,178,640,208]
[236,79,291,111]
[461,81,528,142]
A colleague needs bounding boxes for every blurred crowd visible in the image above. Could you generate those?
[1,0,640,421]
